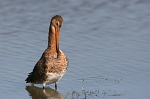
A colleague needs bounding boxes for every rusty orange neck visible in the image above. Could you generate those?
[48,25,60,56]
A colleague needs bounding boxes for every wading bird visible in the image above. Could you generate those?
[25,15,68,89]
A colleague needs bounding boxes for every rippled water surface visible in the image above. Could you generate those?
[0,0,150,99]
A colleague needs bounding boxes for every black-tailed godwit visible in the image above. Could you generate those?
[25,15,68,89]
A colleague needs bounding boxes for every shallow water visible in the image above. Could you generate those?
[0,0,150,99]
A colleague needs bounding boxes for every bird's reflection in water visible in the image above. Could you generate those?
[26,86,65,99]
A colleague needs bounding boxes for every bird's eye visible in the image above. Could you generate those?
[56,22,58,26]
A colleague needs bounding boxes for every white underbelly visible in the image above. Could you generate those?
[43,71,66,85]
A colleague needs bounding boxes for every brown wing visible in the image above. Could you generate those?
[25,52,47,84]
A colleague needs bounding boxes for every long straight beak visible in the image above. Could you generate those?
[55,27,60,53]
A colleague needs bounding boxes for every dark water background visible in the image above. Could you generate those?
[0,0,150,99]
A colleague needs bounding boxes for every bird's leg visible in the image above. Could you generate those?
[43,83,45,89]
[31,83,34,86]
[55,83,57,90]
